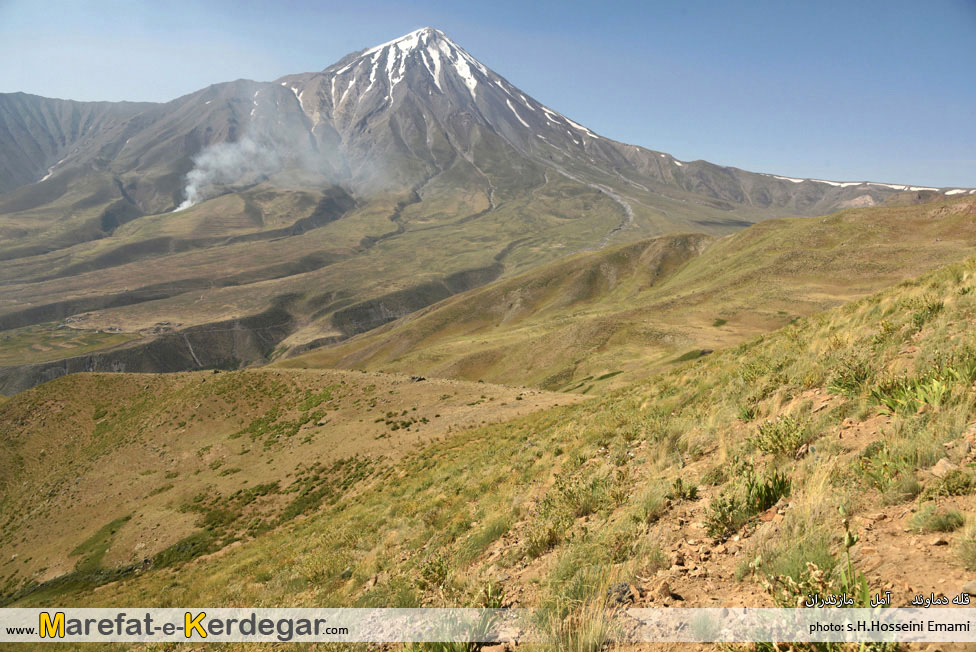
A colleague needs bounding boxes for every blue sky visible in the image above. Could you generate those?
[1,0,974,187]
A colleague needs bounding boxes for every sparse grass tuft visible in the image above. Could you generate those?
[912,505,965,533]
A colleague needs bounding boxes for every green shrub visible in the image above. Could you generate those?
[857,441,911,492]
[665,477,699,501]
[870,374,952,413]
[828,354,873,397]
[939,469,975,497]
[554,474,609,518]
[910,298,943,332]
[417,553,449,591]
[752,416,808,456]
[705,492,745,539]
[744,469,791,513]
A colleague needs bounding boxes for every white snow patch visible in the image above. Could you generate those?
[280,82,287,86]
[393,29,424,56]
[455,42,487,76]
[361,50,381,97]
[385,46,399,93]
[506,99,530,128]
[946,189,967,195]
[908,186,938,192]
[494,80,514,97]
[39,156,67,182]
[541,107,562,124]
[811,179,863,188]
[422,45,442,90]
[520,94,535,111]
[866,182,908,190]
[563,116,598,138]
[340,76,356,105]
[449,47,478,99]
[673,160,684,167]
[204,100,211,105]
[361,27,431,58]
[773,175,805,183]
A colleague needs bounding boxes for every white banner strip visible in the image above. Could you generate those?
[622,608,976,643]
[2,608,976,643]
[0,609,529,643]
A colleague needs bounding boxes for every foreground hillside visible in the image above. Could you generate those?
[3,233,976,650]
[283,196,976,392]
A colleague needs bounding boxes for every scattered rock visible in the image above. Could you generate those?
[339,567,352,579]
[931,537,949,547]
[654,580,673,600]
[931,458,957,479]
[961,580,976,596]
[795,443,809,459]
[670,551,685,567]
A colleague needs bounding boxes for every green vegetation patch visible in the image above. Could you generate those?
[0,322,137,366]
[69,515,131,573]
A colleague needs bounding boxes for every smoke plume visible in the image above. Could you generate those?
[175,133,282,211]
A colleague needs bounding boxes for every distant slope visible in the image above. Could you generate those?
[1,28,971,386]
[0,93,154,195]
[282,196,976,390]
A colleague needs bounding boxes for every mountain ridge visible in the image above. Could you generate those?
[0,27,972,389]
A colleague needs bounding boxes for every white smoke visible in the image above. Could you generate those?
[175,134,283,211]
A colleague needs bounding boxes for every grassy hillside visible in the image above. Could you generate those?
[282,196,976,393]
[0,369,581,601]
[2,148,934,388]
[3,238,976,650]
[0,163,645,379]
